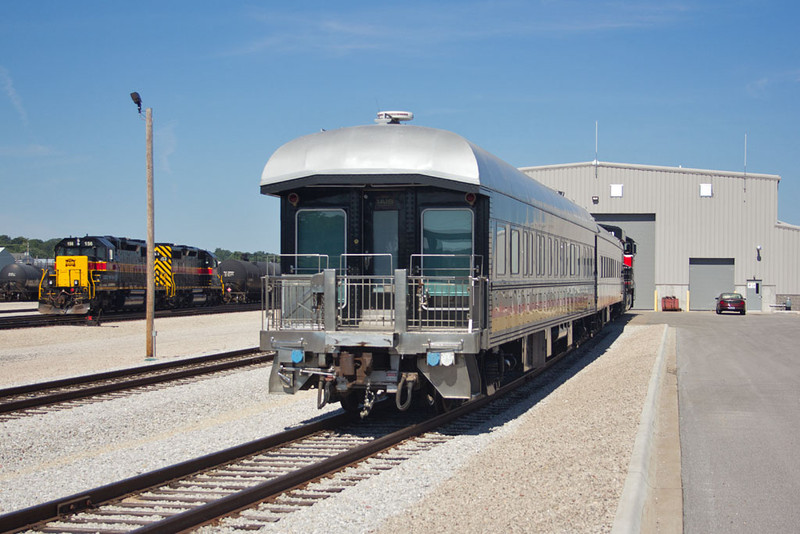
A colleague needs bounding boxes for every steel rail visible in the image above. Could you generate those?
[0,303,261,330]
[0,347,269,414]
[0,412,354,534]
[0,307,37,314]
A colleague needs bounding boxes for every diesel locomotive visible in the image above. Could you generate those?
[39,235,222,314]
[259,113,633,415]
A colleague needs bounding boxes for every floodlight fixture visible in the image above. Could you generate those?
[130,92,142,113]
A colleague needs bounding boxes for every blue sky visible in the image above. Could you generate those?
[2,1,798,254]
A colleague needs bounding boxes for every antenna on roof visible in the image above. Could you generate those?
[593,120,599,179]
[375,111,414,124]
[744,132,748,201]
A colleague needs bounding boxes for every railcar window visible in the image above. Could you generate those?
[536,234,543,276]
[540,235,546,276]
[296,209,346,273]
[548,237,553,276]
[373,210,398,275]
[422,208,473,276]
[510,229,520,275]
[572,245,576,277]
[524,232,531,276]
[495,225,506,276]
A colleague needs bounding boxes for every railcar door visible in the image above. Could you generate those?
[363,191,405,276]
[355,191,407,328]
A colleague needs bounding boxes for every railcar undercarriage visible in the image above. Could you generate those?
[264,268,620,417]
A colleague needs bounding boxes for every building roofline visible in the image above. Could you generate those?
[776,221,800,231]
[519,161,781,182]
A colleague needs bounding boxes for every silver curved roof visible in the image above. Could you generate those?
[260,124,597,228]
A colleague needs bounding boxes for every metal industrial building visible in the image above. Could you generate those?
[520,161,800,312]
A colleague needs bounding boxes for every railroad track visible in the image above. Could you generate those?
[0,306,37,314]
[0,329,610,533]
[0,303,261,330]
[0,347,272,419]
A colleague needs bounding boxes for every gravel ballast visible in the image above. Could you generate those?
[0,310,666,532]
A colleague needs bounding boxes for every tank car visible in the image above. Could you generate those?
[39,236,222,314]
[0,263,45,301]
[259,114,630,415]
[220,260,281,303]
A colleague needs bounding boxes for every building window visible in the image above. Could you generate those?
[610,184,623,198]
[700,183,713,197]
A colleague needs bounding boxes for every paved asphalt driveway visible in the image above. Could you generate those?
[638,311,800,533]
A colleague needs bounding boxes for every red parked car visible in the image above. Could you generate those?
[716,293,746,315]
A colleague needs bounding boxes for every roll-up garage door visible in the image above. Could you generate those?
[689,258,734,310]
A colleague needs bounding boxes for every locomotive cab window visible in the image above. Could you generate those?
[422,208,473,276]
[296,209,346,274]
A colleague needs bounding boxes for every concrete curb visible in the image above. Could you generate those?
[612,324,670,533]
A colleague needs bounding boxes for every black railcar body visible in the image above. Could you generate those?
[220,260,280,303]
[259,116,633,414]
[39,235,222,314]
[0,263,45,301]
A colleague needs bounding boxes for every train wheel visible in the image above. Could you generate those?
[339,389,380,417]
[434,394,464,414]
[420,381,464,414]
[339,392,362,414]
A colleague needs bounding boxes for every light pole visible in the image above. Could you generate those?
[130,91,156,360]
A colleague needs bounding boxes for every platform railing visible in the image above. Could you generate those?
[263,274,324,331]
[263,254,483,333]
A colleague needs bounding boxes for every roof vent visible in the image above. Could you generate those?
[375,110,413,124]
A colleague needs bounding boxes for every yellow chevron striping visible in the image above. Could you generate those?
[154,245,175,297]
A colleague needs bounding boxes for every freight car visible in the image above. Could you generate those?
[0,263,45,301]
[220,260,280,303]
[259,113,632,415]
[39,235,222,314]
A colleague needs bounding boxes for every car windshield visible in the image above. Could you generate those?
[720,293,742,300]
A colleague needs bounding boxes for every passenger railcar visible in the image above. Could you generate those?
[0,263,45,301]
[259,114,630,414]
[39,235,222,314]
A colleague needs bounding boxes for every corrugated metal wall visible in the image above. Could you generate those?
[521,162,798,309]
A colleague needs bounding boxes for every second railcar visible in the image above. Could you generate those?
[0,263,45,301]
[259,114,628,415]
[220,260,280,303]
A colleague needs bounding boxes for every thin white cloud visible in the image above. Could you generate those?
[746,77,769,98]
[746,70,800,99]
[155,121,177,174]
[0,66,29,128]
[227,2,692,57]
[0,144,54,157]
